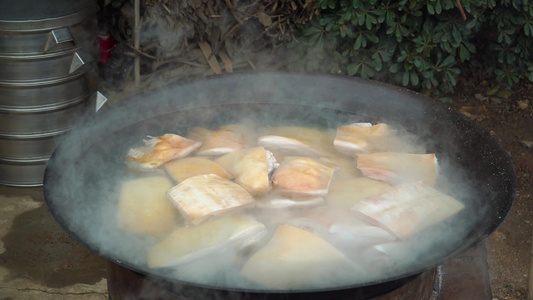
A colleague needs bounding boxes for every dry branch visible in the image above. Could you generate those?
[105,0,318,91]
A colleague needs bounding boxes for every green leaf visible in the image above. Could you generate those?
[446,70,458,86]
[459,44,470,61]
[367,14,377,25]
[505,33,511,44]
[427,4,435,15]
[360,65,369,78]
[410,72,419,85]
[354,35,363,49]
[525,23,533,36]
[402,71,410,86]
[452,28,462,44]
[374,56,383,71]
[347,63,361,76]
[463,40,476,53]
[466,19,478,30]
[437,1,443,14]
[440,55,456,67]
[450,67,460,75]
[390,63,401,73]
[367,34,379,43]
[442,41,453,53]
[397,49,408,62]
[423,79,433,89]
[385,11,395,25]
[302,26,324,36]
[366,16,373,29]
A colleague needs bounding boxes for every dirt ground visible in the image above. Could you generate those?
[450,81,533,300]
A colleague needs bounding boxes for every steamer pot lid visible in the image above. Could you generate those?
[0,0,96,30]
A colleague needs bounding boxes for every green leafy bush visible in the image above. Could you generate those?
[285,0,533,97]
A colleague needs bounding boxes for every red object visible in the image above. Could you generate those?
[97,34,115,65]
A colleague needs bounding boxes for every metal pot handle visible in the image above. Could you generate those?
[94,91,107,112]
[69,51,94,74]
[43,28,74,53]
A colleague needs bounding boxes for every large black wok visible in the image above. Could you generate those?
[44,72,515,298]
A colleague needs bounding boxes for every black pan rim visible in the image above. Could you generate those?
[43,71,516,294]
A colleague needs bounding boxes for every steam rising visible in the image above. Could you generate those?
[44,73,507,295]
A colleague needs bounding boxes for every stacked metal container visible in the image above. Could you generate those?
[0,0,98,186]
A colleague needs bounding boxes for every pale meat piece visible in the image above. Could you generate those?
[356,152,438,186]
[164,157,233,182]
[187,127,211,143]
[167,174,255,225]
[192,125,253,156]
[319,156,362,179]
[271,157,335,196]
[327,177,391,208]
[147,214,267,268]
[240,225,356,290]
[287,207,397,256]
[126,134,201,169]
[351,182,465,239]
[334,123,391,155]
[219,124,257,146]
[117,176,179,236]
[257,126,335,157]
[255,193,326,210]
[214,146,275,195]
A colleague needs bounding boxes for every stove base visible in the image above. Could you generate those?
[107,244,491,300]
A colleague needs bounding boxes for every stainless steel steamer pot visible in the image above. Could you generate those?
[0,0,97,186]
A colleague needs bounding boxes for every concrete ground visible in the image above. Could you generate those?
[0,185,108,300]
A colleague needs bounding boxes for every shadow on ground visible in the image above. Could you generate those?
[0,203,107,288]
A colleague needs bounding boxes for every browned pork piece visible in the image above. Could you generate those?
[191,125,254,156]
[334,123,391,155]
[257,126,335,157]
[271,157,336,196]
[351,182,465,239]
[147,214,267,269]
[356,152,438,186]
[167,174,255,225]
[117,176,180,236]
[240,225,357,289]
[126,134,201,169]
[214,146,277,195]
[327,177,391,208]
[164,156,233,182]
